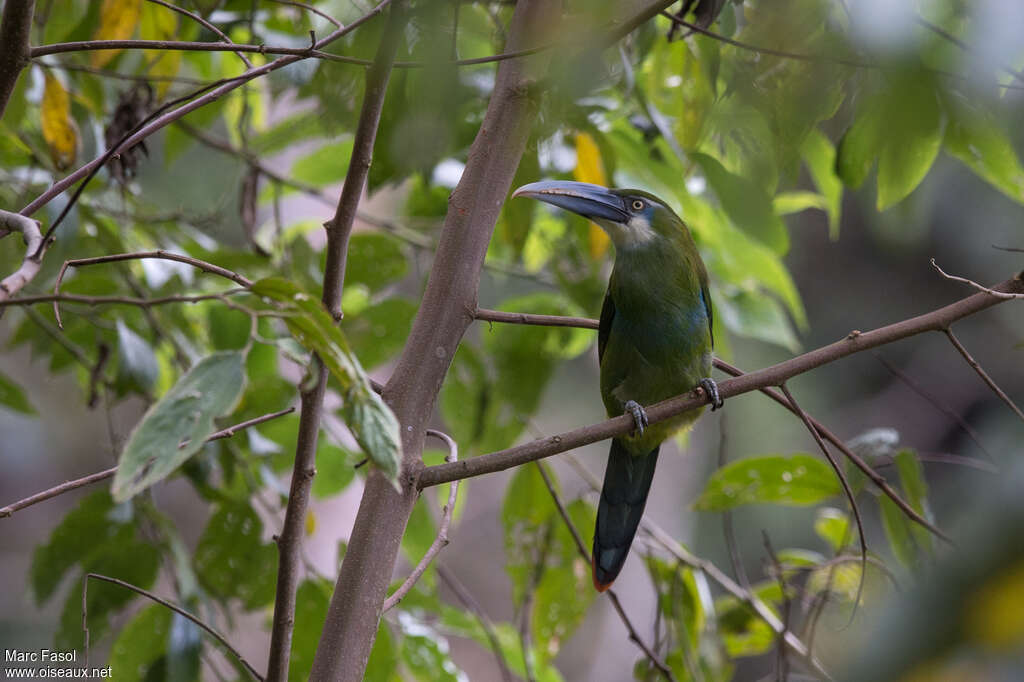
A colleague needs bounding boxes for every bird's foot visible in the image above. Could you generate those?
[624,400,648,437]
[698,377,723,411]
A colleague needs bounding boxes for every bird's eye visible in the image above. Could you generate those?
[631,199,645,211]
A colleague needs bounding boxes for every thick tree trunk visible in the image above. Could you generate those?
[0,0,34,120]
[308,1,561,678]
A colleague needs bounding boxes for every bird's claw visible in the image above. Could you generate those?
[624,400,648,437]
[699,377,723,411]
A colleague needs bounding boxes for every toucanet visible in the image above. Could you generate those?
[512,181,722,591]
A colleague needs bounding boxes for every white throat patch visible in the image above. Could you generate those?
[596,215,658,248]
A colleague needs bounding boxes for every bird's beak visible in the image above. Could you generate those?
[512,181,628,223]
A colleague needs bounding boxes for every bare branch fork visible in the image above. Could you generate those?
[0,209,42,299]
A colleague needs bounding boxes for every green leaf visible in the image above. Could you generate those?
[814,507,851,552]
[116,320,160,393]
[0,369,34,414]
[876,84,943,210]
[773,191,829,216]
[801,128,842,238]
[251,277,401,487]
[291,139,354,187]
[879,494,915,571]
[289,579,332,681]
[531,499,596,663]
[31,491,118,604]
[109,605,172,682]
[343,298,416,370]
[194,502,278,609]
[343,233,408,292]
[397,614,462,682]
[943,97,1024,204]
[895,449,934,553]
[712,289,800,353]
[311,442,356,499]
[692,152,789,253]
[807,561,863,602]
[57,532,161,649]
[112,352,246,502]
[836,95,884,190]
[695,454,840,511]
[364,622,399,682]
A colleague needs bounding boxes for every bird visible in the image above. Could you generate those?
[512,180,721,591]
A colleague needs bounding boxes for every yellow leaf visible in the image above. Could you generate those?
[573,132,611,259]
[91,0,142,67]
[964,559,1024,651]
[41,73,77,170]
[139,1,180,97]
[305,509,316,537]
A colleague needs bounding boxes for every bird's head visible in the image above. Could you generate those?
[512,180,683,250]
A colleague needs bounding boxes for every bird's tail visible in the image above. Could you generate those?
[592,438,660,592]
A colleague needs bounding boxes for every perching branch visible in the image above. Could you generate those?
[0,0,34,119]
[0,407,295,519]
[82,573,262,680]
[382,429,461,612]
[421,275,1022,490]
[0,209,42,300]
[266,4,406,680]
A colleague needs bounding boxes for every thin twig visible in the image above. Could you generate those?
[1,289,245,309]
[382,429,460,611]
[143,0,253,68]
[931,259,1024,299]
[914,15,1024,86]
[659,12,1024,91]
[943,328,1024,423]
[761,532,790,682]
[54,250,252,327]
[717,413,748,589]
[269,0,343,28]
[533,461,677,682]
[82,573,262,680]
[873,351,994,461]
[779,383,867,624]
[436,565,514,682]
[0,407,295,518]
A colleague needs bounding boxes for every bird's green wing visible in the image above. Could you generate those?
[598,290,615,362]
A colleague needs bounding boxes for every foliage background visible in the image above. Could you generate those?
[1,0,1023,680]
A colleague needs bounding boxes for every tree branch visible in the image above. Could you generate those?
[0,0,34,119]
[82,573,262,680]
[422,276,1024,534]
[143,0,253,69]
[53,250,252,327]
[943,328,1024,423]
[0,407,295,519]
[382,429,460,612]
[267,4,405,680]
[0,209,42,300]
